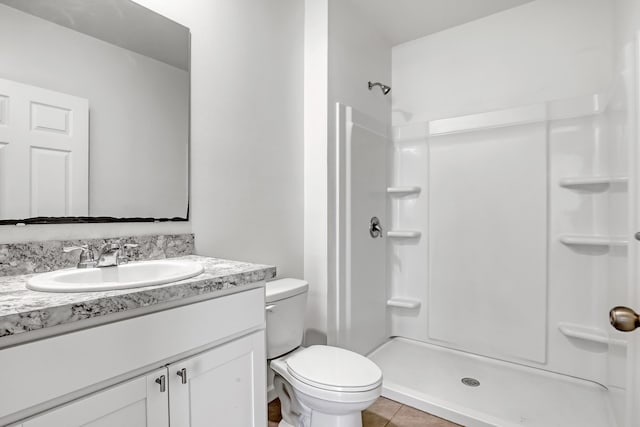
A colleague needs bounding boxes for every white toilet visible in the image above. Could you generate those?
[266,278,382,427]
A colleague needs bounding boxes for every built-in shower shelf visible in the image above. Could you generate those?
[558,176,628,189]
[387,298,422,309]
[558,323,627,347]
[559,235,628,247]
[387,230,422,238]
[387,186,421,195]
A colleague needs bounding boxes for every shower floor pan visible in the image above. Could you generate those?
[368,337,616,427]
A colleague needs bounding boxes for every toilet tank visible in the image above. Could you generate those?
[265,278,309,359]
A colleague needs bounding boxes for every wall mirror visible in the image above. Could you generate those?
[0,0,190,224]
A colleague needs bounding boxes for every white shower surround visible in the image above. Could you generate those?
[378,90,630,425]
[334,92,629,425]
[389,92,626,382]
[325,0,640,425]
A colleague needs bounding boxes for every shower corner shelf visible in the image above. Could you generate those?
[387,186,421,196]
[558,176,628,189]
[558,323,626,347]
[387,298,421,309]
[558,235,628,247]
[387,230,422,239]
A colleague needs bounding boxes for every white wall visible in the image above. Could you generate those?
[388,0,620,384]
[328,1,392,125]
[134,0,304,279]
[1,0,305,282]
[327,0,392,347]
[614,0,640,50]
[304,0,329,345]
[0,4,189,219]
[392,0,614,125]
[304,0,392,345]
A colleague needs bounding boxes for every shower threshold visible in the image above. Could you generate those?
[368,338,618,427]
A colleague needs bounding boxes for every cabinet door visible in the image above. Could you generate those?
[169,331,267,427]
[21,368,168,427]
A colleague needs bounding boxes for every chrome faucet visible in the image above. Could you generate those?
[96,242,139,268]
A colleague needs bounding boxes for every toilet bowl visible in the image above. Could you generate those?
[266,279,382,427]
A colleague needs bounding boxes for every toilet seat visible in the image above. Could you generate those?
[271,346,383,405]
[286,346,382,393]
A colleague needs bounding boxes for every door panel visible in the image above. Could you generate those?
[624,29,640,427]
[21,368,168,427]
[0,77,88,219]
[169,331,267,427]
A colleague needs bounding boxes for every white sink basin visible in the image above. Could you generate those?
[27,260,205,293]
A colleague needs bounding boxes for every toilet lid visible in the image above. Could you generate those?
[286,346,382,392]
[265,278,308,303]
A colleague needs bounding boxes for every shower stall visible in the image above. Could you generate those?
[325,1,640,426]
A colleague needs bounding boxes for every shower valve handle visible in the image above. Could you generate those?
[370,217,383,238]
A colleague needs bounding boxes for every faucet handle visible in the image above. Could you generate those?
[118,243,139,265]
[63,245,97,269]
[63,245,93,258]
[63,244,88,253]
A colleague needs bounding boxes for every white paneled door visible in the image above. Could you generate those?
[622,30,640,427]
[0,78,88,220]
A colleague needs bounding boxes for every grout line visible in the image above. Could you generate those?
[390,403,403,419]
[380,400,403,427]
[387,404,404,426]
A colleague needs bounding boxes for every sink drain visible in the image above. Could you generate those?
[461,377,480,387]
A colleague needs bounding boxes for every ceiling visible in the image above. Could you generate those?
[346,0,536,45]
[0,0,189,70]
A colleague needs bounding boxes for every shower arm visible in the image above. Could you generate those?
[368,81,391,95]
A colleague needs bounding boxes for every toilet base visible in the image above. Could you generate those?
[310,412,362,427]
[277,412,362,427]
[274,373,368,427]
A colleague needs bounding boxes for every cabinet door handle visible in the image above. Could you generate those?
[177,368,188,384]
[155,375,166,392]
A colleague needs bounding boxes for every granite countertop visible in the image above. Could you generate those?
[0,255,276,339]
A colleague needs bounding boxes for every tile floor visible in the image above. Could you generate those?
[268,396,462,427]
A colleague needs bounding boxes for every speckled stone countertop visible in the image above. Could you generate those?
[0,255,276,339]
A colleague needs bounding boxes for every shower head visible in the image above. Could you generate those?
[368,81,391,95]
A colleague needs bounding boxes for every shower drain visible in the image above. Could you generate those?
[461,377,480,387]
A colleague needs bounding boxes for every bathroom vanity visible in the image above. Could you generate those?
[0,255,275,427]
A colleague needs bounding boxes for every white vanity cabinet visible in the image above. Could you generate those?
[16,331,265,427]
[18,368,169,427]
[2,286,267,427]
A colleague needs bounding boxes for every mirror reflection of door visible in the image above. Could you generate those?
[0,0,190,222]
[0,78,88,220]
